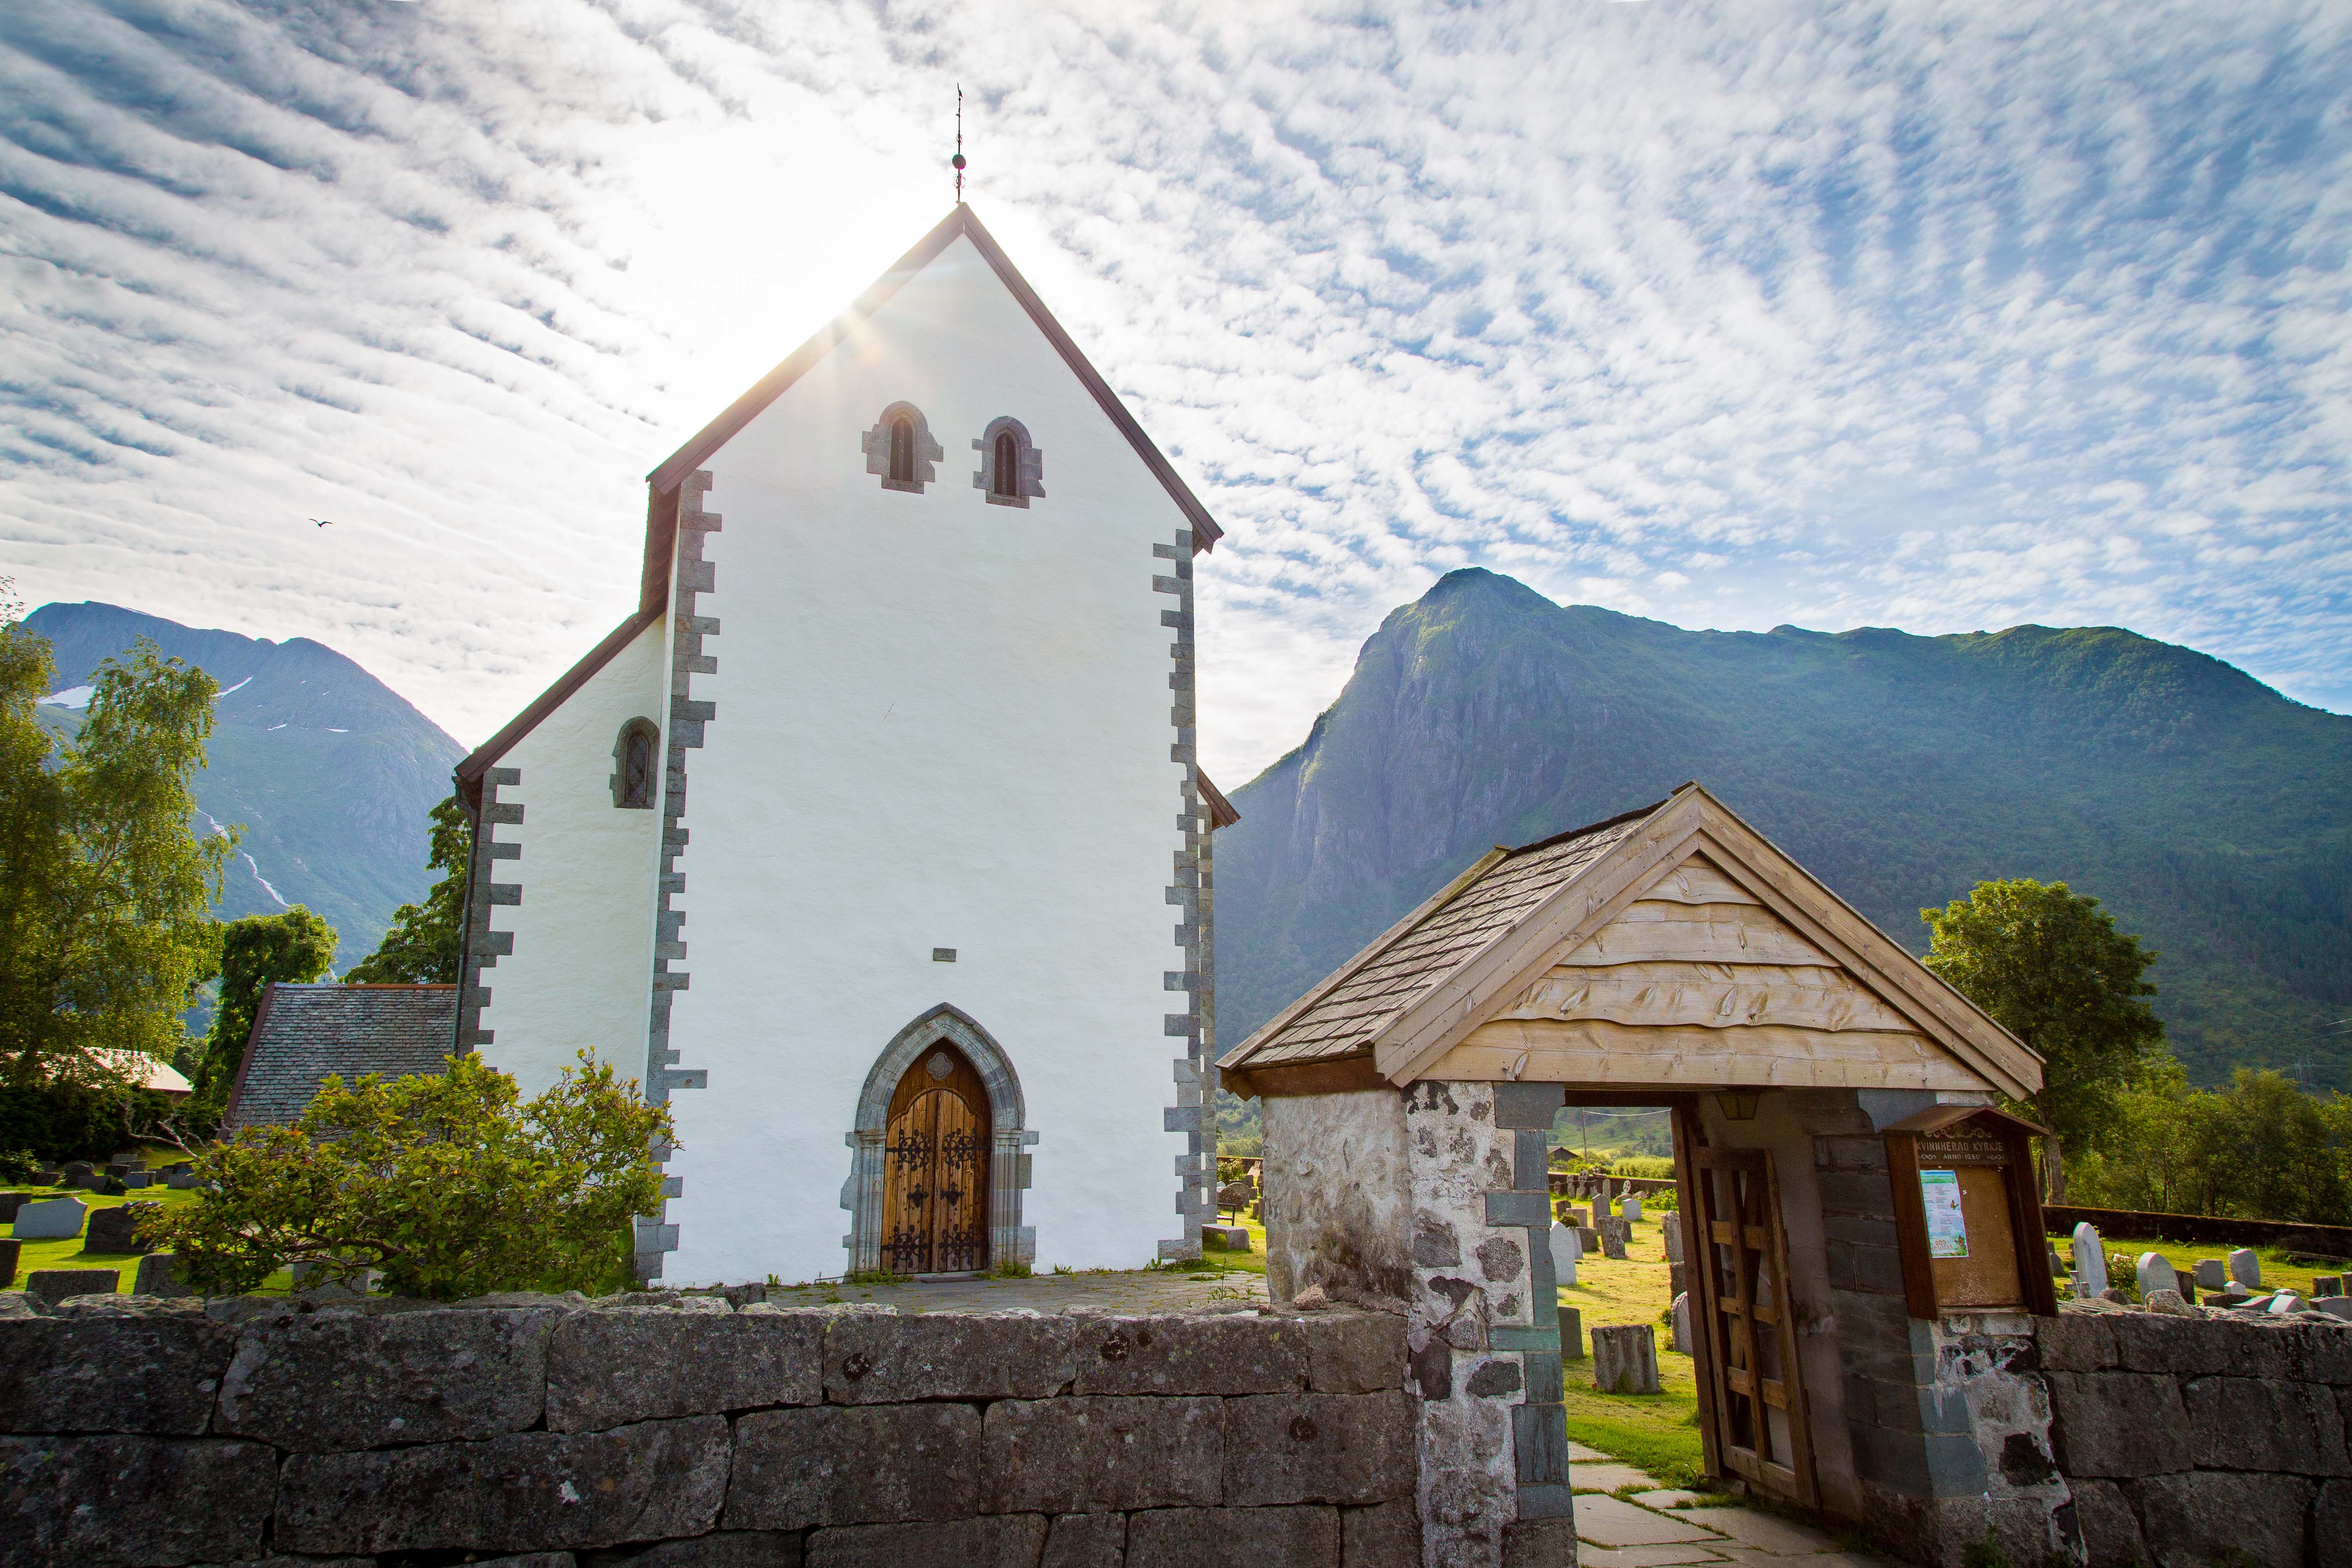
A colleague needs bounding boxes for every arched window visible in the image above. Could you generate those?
[890,418,916,485]
[973,417,1043,508]
[862,402,940,494]
[611,718,659,809]
[992,432,1019,497]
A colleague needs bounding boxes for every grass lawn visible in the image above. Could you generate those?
[1552,1208,1712,1489]
[4,1143,299,1298]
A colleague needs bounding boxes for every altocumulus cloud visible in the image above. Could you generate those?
[1,0,2348,777]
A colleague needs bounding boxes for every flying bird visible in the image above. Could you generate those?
[309,518,334,527]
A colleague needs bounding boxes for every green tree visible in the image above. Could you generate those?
[192,906,340,1110]
[0,620,227,1089]
[1922,878,2167,1201]
[344,791,468,984]
[145,1052,673,1299]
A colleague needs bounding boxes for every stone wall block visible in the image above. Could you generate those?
[1303,1311,1408,1394]
[548,1307,822,1430]
[825,1312,1074,1404]
[0,1434,274,1568]
[1123,1504,1341,1568]
[2123,1471,2312,1568]
[214,1307,560,1452]
[1825,1239,1906,1295]
[2032,1310,2117,1373]
[981,1396,1222,1514]
[2107,1310,2291,1380]
[2288,1321,2352,1386]
[2315,1478,2352,1561]
[2044,1372,2192,1477]
[1812,1134,1889,1173]
[1071,1312,1307,1395]
[0,1315,236,1435]
[1340,1498,1422,1568]
[615,1531,806,1566]
[2183,1376,2352,1476]
[2064,1476,2145,1567]
[1040,1511,1127,1568]
[1221,1391,1416,1506]
[804,1514,1047,1568]
[1812,1169,1896,1219]
[726,1404,979,1531]
[275,1416,730,1555]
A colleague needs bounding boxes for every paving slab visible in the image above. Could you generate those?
[1707,1551,1891,1568]
[1631,1490,1707,1509]
[1565,1440,1613,1461]
[1572,1462,1664,1492]
[1574,1495,1726,1548]
[1696,1508,1841,1556]
[1574,1546,1728,1568]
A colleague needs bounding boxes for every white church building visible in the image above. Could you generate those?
[451,205,1235,1286]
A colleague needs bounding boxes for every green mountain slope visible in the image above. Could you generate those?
[25,601,464,962]
[1216,570,2352,1087]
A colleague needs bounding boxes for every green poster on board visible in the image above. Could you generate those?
[1921,1169,1968,1259]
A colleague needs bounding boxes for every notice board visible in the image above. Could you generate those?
[1883,1105,2057,1319]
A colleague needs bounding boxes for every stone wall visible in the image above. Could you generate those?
[0,1294,1419,1568]
[2040,1299,2352,1568]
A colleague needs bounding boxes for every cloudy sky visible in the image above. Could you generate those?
[4,0,2348,782]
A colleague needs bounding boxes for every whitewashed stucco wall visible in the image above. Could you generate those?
[477,620,666,1097]
[657,232,1192,1285]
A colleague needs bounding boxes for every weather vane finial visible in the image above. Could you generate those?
[952,84,966,203]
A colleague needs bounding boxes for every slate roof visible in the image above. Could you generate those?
[223,983,459,1131]
[1222,800,1664,1071]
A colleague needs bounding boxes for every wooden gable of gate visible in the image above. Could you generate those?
[1370,785,2042,1098]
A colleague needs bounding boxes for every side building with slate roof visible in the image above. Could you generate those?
[221,983,461,1131]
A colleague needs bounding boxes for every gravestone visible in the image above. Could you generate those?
[0,1237,17,1289]
[120,1172,154,1190]
[2314,1275,2344,1299]
[2266,1291,2302,1315]
[2072,1223,2108,1295]
[1549,1221,1581,1288]
[2229,1249,2261,1289]
[1592,1324,1661,1395]
[85,1202,161,1255]
[2195,1259,2226,1291]
[165,1168,198,1191]
[1661,1211,1683,1264]
[1622,1195,1644,1223]
[2133,1252,2175,1300]
[132,1252,190,1297]
[1201,1223,1251,1252]
[1558,1304,1585,1360]
[1601,1217,1630,1260]
[60,1162,97,1191]
[1556,1204,1588,1229]
[11,1196,87,1241]
[105,1162,136,1180]
[0,1193,28,1224]
[2319,1297,2352,1323]
[2047,1245,2065,1278]
[1577,1226,1600,1255]
[112,1150,142,1165]
[2173,1266,2197,1299]
[25,1268,117,1305]
[1215,1180,1253,1213]
[1671,1292,1691,1354]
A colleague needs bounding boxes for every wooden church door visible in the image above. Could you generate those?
[1687,1146,1819,1508]
[882,1045,991,1275]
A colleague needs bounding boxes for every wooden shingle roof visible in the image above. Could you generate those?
[1223,800,1663,1073]
[222,983,459,1131]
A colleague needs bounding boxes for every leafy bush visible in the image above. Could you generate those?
[0,1148,40,1183]
[0,1078,171,1163]
[1608,1156,1676,1180]
[144,1052,673,1299]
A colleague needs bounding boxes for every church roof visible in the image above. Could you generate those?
[222,983,458,1132]
[458,203,1225,798]
[1219,783,2041,1099]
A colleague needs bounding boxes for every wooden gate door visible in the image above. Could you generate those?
[882,1046,991,1275]
[1688,1146,1818,1507]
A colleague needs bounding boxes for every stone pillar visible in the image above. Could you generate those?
[1403,1081,1572,1568]
[1820,1101,2083,1565]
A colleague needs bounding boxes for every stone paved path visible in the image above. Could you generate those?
[1568,1442,1898,1568]
[765,1267,1272,1314]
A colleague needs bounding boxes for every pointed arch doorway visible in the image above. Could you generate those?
[882,1045,991,1275]
[843,1004,1036,1278]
